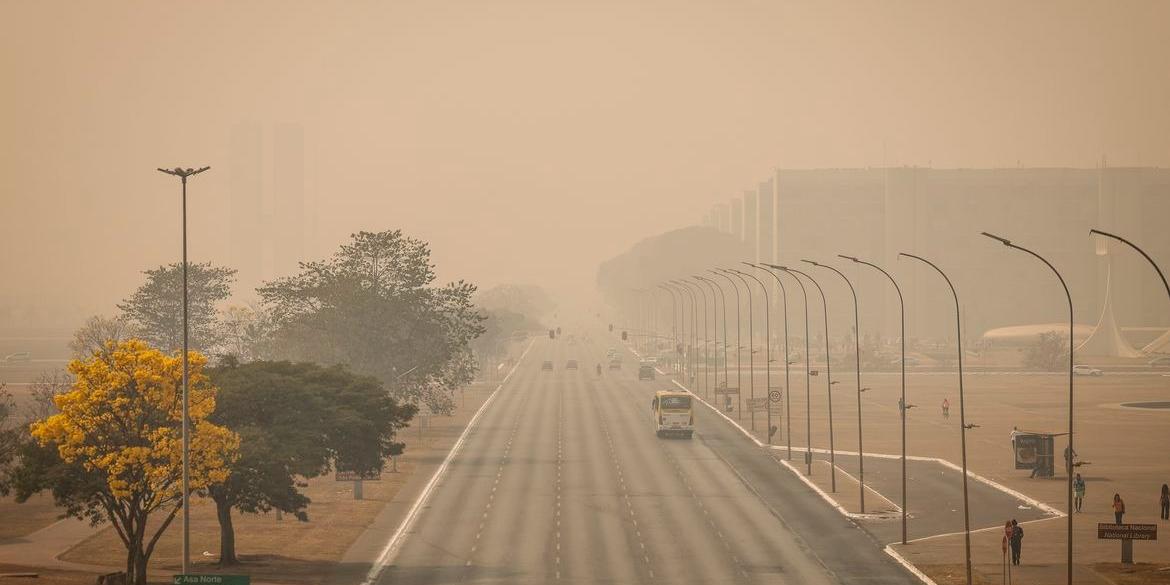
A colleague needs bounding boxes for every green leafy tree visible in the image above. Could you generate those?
[259,230,485,413]
[207,359,415,565]
[0,384,18,487]
[1024,331,1068,371]
[118,262,237,354]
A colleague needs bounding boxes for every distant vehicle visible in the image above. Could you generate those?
[608,357,622,370]
[3,352,31,363]
[1073,365,1103,376]
[606,348,618,358]
[542,360,554,371]
[638,363,655,380]
[1149,356,1170,368]
[651,390,693,439]
[566,359,578,370]
[903,356,922,367]
[643,357,658,365]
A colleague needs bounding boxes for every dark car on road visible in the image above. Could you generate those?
[542,360,554,371]
[566,359,578,370]
[638,363,655,380]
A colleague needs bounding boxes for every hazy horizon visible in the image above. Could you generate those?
[3,1,1169,329]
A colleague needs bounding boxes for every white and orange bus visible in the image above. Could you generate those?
[650,390,693,439]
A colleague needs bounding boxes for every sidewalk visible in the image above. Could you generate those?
[0,517,108,574]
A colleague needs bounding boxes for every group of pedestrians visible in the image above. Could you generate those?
[1003,482,1170,570]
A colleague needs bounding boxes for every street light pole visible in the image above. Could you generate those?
[982,232,1074,585]
[764,264,813,475]
[899,252,973,585]
[806,259,866,513]
[658,284,679,372]
[699,275,733,416]
[841,254,910,543]
[1089,229,1170,313]
[781,265,837,492]
[750,263,791,458]
[712,270,746,426]
[156,165,210,576]
[685,279,711,398]
[673,280,700,385]
[727,269,764,438]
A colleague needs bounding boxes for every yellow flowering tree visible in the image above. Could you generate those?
[25,339,239,585]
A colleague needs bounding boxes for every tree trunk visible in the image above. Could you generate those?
[215,494,238,565]
[126,540,147,585]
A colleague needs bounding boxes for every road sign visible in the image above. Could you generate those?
[174,576,250,585]
[769,390,782,402]
[1098,523,1157,540]
[336,469,382,482]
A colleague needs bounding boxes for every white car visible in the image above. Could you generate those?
[1072,365,1103,376]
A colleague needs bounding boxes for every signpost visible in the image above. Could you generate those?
[746,397,768,412]
[336,469,382,501]
[1097,523,1157,563]
[174,575,249,585]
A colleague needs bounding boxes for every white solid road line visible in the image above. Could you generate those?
[648,356,1056,585]
[360,338,535,585]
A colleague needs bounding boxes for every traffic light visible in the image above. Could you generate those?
[621,330,628,341]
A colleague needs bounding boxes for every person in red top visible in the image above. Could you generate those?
[1113,493,1126,524]
[941,397,950,418]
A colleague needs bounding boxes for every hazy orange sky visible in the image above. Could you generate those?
[2,1,1169,324]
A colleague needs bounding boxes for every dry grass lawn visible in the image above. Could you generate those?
[57,380,497,584]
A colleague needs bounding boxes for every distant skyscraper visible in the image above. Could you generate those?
[743,189,758,256]
[757,178,774,264]
[715,203,730,233]
[730,197,743,241]
[229,122,311,292]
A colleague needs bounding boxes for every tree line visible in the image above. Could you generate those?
[0,229,546,584]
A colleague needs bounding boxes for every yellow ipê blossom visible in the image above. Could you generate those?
[30,339,239,507]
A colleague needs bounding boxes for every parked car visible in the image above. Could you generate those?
[3,352,31,363]
[1072,365,1103,376]
[566,359,578,370]
[542,360,554,371]
[608,358,622,370]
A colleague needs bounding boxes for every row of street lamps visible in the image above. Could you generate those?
[629,230,1168,585]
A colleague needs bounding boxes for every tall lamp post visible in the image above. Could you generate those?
[697,275,731,413]
[684,279,711,398]
[806,259,866,512]
[750,263,792,458]
[727,269,765,439]
[1089,229,1170,308]
[712,270,746,426]
[899,252,973,585]
[658,284,679,372]
[841,254,911,543]
[780,265,837,492]
[764,264,815,475]
[982,232,1074,585]
[673,280,700,385]
[157,165,210,576]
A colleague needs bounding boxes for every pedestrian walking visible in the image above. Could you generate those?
[1073,473,1086,513]
[941,397,950,418]
[1113,493,1126,524]
[1063,445,1077,477]
[1160,484,1169,520]
[1009,519,1023,566]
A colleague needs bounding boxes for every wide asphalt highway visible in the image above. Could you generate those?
[378,332,922,585]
